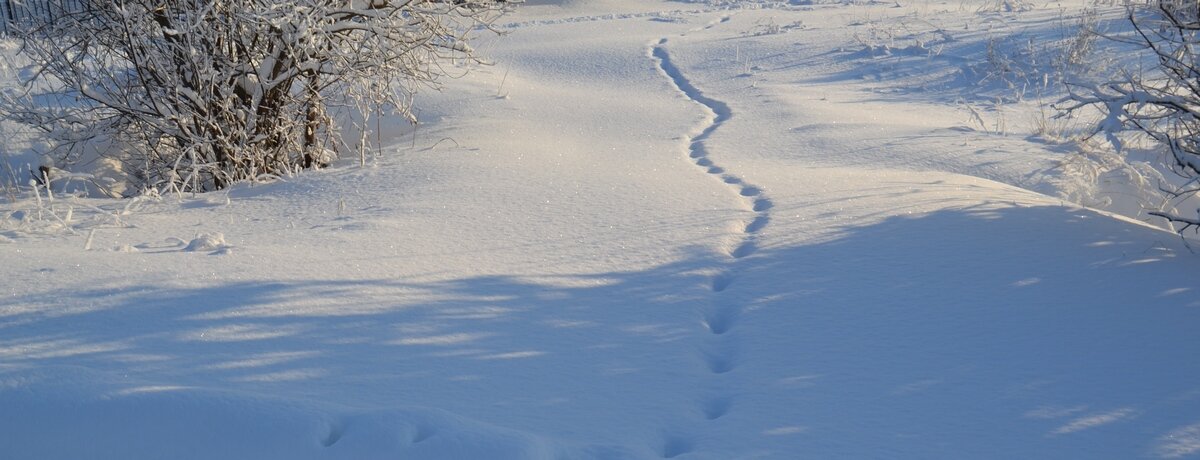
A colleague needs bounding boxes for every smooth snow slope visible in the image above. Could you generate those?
[3,1,1200,459]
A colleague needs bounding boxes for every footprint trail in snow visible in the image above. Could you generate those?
[649,16,773,456]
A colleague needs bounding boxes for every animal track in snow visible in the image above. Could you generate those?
[651,38,771,268]
[701,345,738,375]
[660,433,695,458]
[497,9,723,30]
[731,241,757,259]
[321,423,344,447]
[711,272,735,292]
[651,19,772,453]
[752,198,773,212]
[411,422,438,443]
[701,395,733,420]
[745,215,769,234]
[703,307,738,335]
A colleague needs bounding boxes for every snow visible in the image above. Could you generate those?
[2,1,1200,459]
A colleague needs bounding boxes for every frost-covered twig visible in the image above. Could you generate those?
[1058,2,1200,227]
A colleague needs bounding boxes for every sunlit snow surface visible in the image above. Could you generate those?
[3,1,1200,459]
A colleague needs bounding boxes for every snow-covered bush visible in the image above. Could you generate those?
[1059,0,1200,232]
[1,0,512,194]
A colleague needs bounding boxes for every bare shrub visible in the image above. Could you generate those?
[1,0,513,193]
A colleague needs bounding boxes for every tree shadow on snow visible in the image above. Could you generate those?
[2,204,1200,458]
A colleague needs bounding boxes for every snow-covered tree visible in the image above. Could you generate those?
[1059,0,1200,232]
[2,0,513,193]
[1060,0,1200,230]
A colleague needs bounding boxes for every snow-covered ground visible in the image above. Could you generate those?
[3,1,1200,458]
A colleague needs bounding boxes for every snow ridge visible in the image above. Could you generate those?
[650,19,771,457]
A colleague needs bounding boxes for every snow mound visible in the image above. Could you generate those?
[184,233,229,253]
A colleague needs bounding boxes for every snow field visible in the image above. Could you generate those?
[2,1,1200,459]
